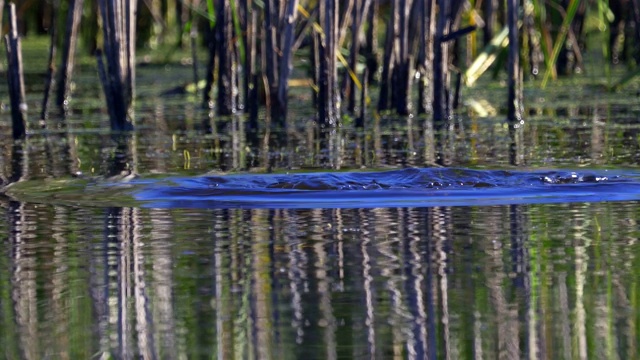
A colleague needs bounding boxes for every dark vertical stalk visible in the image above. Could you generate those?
[97,0,136,131]
[127,0,137,109]
[4,3,27,139]
[452,71,462,110]
[432,0,453,166]
[41,0,58,123]
[377,8,395,112]
[189,0,200,95]
[56,0,85,113]
[264,0,279,122]
[363,0,378,84]
[331,0,341,125]
[82,0,99,54]
[97,50,118,126]
[418,0,435,115]
[216,0,235,115]
[356,68,368,129]
[447,0,465,114]
[311,28,320,108]
[260,39,272,135]
[202,20,217,109]
[241,0,250,107]
[344,0,371,114]
[507,0,523,165]
[343,0,358,113]
[231,1,242,112]
[483,0,496,46]
[177,0,188,46]
[319,0,339,128]
[276,0,299,128]
[0,1,3,42]
[394,0,412,115]
[630,0,640,63]
[433,0,450,125]
[318,0,329,125]
[246,1,259,135]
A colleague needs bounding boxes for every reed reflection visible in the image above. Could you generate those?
[104,134,137,179]
[94,207,155,359]
[0,202,638,358]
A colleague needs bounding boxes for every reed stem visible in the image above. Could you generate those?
[97,0,136,131]
[56,0,84,113]
[41,0,58,123]
[4,2,27,139]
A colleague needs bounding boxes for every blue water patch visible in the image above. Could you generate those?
[130,168,640,209]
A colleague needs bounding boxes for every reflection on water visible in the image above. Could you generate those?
[0,84,639,180]
[0,200,638,358]
[1,60,640,359]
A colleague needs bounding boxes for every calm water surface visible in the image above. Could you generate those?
[1,52,640,358]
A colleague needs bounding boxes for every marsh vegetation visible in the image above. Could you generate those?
[1,2,640,358]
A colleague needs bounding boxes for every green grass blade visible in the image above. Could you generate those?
[541,0,582,88]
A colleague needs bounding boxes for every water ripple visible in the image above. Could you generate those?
[131,168,640,209]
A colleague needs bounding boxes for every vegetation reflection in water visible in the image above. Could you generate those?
[0,200,638,358]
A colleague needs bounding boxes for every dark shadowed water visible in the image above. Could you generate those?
[1,45,640,358]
